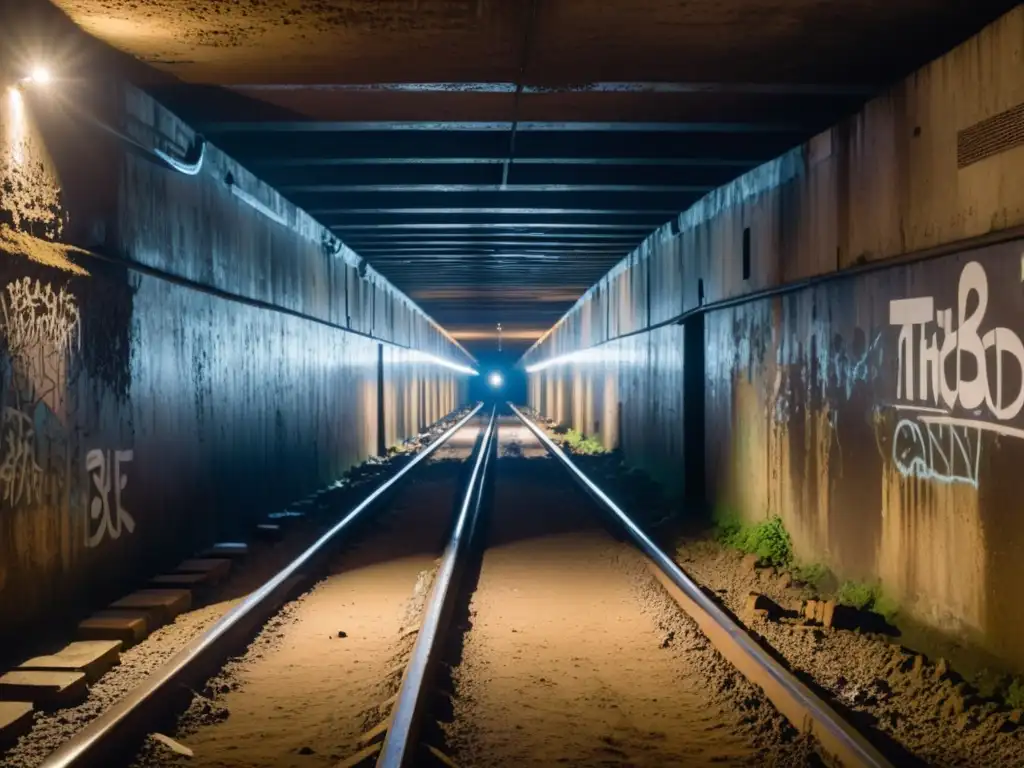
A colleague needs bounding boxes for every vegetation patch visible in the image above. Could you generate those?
[836,580,899,622]
[1006,678,1024,710]
[562,427,605,455]
[714,509,793,567]
[793,562,833,590]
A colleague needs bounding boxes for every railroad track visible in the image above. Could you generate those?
[28,404,894,768]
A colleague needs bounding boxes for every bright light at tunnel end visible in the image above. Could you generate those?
[28,66,52,86]
[487,371,504,389]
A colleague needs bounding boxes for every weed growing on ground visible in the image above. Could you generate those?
[563,428,605,455]
[836,580,875,610]
[872,591,900,623]
[835,580,900,622]
[793,562,832,589]
[714,510,793,567]
[1007,679,1024,709]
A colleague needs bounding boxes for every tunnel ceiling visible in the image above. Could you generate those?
[45,0,1019,355]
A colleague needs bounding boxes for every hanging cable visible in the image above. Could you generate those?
[501,0,540,189]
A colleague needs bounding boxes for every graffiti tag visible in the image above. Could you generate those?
[0,407,43,506]
[888,260,1024,486]
[889,261,1024,420]
[85,449,135,548]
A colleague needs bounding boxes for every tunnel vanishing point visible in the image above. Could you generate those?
[1,0,1024,710]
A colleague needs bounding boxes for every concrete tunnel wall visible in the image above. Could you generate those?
[522,6,1024,672]
[0,69,473,650]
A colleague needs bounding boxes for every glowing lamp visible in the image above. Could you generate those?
[487,371,504,389]
[28,67,52,85]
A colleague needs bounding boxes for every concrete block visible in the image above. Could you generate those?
[199,542,249,559]
[77,611,149,647]
[19,640,122,683]
[176,558,232,582]
[108,589,191,625]
[0,670,87,709]
[820,600,836,628]
[254,523,283,542]
[0,701,33,745]
[743,592,780,621]
[266,510,306,528]
[149,572,213,590]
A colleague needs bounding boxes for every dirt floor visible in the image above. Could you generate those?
[525,411,1024,768]
[129,417,483,768]
[438,419,821,767]
[672,540,1024,768]
[0,407,473,768]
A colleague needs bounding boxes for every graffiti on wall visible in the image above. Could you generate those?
[84,448,134,548]
[0,407,44,506]
[888,260,1024,486]
[0,277,80,506]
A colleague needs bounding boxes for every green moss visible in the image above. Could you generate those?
[715,512,793,568]
[835,580,875,610]
[794,562,832,589]
[835,580,900,622]
[563,428,605,455]
[872,592,900,623]
[1006,679,1024,710]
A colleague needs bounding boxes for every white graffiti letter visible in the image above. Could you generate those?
[85,449,135,548]
[953,262,988,411]
[889,297,933,401]
[982,328,1024,420]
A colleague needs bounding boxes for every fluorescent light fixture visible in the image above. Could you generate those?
[524,348,593,373]
[228,181,287,225]
[410,350,478,376]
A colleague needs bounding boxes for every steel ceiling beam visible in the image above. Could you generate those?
[341,235,643,244]
[316,209,675,218]
[229,81,877,96]
[216,129,796,161]
[284,183,711,193]
[294,190,702,209]
[252,156,761,167]
[201,120,807,133]
[264,163,739,187]
[330,222,659,231]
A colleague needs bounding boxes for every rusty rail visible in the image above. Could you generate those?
[375,404,498,768]
[509,403,894,768]
[41,403,484,768]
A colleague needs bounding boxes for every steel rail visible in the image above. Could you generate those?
[377,405,498,768]
[509,403,895,768]
[41,403,485,768]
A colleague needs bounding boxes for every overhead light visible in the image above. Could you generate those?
[27,66,52,86]
[487,371,504,389]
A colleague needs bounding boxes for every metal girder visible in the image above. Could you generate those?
[201,120,807,133]
[339,231,646,240]
[378,254,624,261]
[252,156,761,167]
[284,183,711,193]
[353,244,636,253]
[293,190,702,210]
[319,211,674,225]
[216,129,797,164]
[228,81,877,95]
[262,162,741,188]
[331,222,660,231]
[341,238,643,248]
